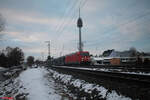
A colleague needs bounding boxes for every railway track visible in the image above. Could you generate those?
[67,65,150,72]
[51,66,150,85]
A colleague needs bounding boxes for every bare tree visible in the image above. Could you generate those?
[0,14,5,40]
[27,56,34,66]
[0,14,5,32]
[0,47,24,67]
[129,47,137,57]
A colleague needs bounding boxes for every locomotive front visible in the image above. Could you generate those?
[78,51,91,65]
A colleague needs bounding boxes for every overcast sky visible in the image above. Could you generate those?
[0,0,150,59]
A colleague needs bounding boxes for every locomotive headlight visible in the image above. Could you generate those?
[82,58,84,61]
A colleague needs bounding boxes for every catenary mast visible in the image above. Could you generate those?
[45,41,50,59]
[77,8,83,51]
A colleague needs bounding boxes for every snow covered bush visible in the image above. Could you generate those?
[48,69,132,100]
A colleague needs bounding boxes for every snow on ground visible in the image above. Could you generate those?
[0,66,7,71]
[48,68,132,100]
[0,67,5,70]
[121,71,150,75]
[18,67,62,100]
[106,91,132,100]
[0,71,22,97]
[0,66,72,100]
[1,66,146,100]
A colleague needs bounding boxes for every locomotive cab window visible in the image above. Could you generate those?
[80,52,89,56]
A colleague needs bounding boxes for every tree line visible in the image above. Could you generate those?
[0,47,24,67]
[0,47,38,68]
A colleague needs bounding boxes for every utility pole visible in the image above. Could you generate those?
[45,41,51,66]
[77,8,83,51]
[41,52,44,61]
[45,41,50,59]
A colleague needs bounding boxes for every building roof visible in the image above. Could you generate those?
[109,50,134,57]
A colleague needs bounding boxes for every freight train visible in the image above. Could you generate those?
[52,51,91,66]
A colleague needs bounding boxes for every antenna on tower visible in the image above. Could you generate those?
[79,7,80,18]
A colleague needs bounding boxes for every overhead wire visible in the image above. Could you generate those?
[85,11,150,47]
[55,0,89,55]
[53,0,89,56]
[55,0,80,37]
[53,0,81,56]
[55,0,72,32]
[52,0,74,56]
[61,0,89,51]
[58,0,88,41]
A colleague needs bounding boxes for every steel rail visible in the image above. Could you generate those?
[52,66,150,85]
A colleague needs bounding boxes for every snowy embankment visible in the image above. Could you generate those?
[0,66,6,70]
[48,68,132,100]
[0,67,66,100]
[19,67,62,100]
[0,66,24,98]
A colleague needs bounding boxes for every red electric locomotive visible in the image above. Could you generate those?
[52,51,91,65]
[65,51,91,65]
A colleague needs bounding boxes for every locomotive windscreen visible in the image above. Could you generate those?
[80,52,89,56]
